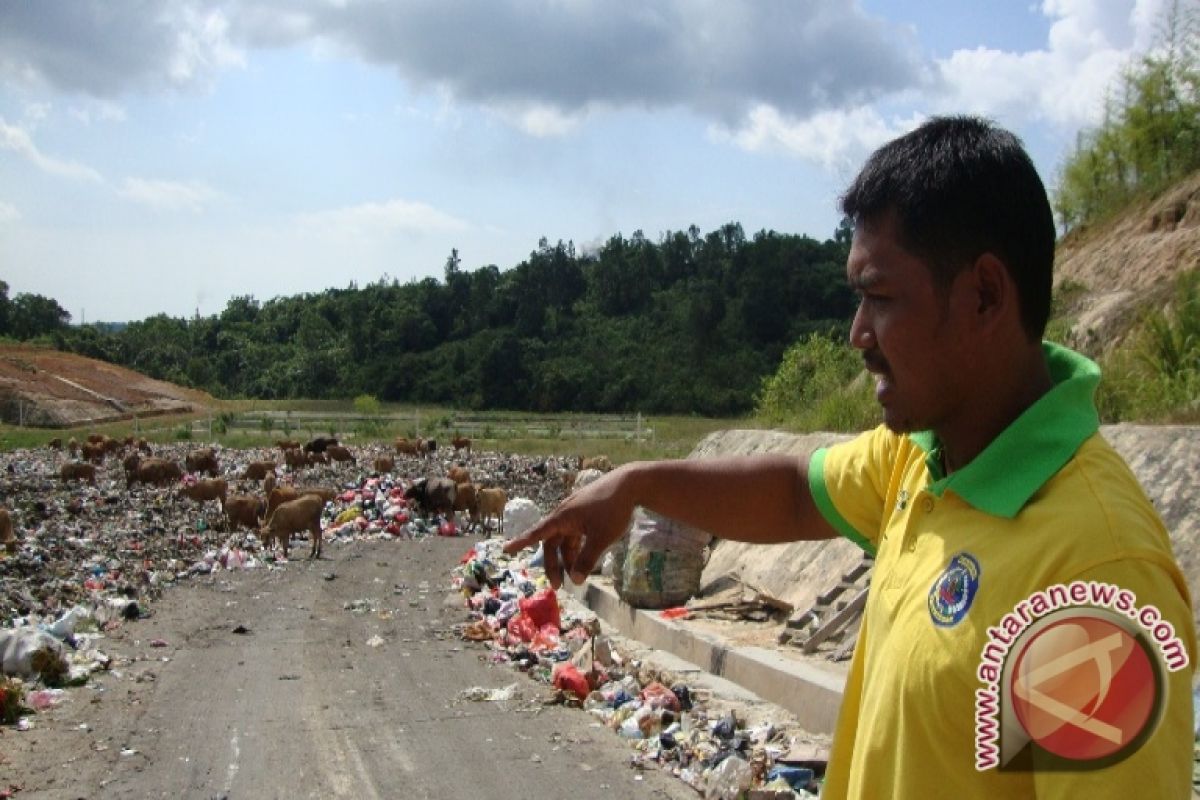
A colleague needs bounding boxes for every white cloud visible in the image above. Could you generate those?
[0,118,103,182]
[0,1,245,96]
[713,0,1171,169]
[715,105,916,171]
[0,200,20,222]
[503,103,588,138]
[295,198,470,238]
[68,100,128,126]
[119,178,221,212]
[167,6,246,87]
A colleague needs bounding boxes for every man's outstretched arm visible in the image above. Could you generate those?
[504,454,837,589]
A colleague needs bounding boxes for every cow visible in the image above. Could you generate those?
[47,438,61,450]
[447,465,471,485]
[419,438,437,456]
[373,456,395,474]
[451,436,472,455]
[260,493,325,559]
[326,445,354,463]
[404,477,456,517]
[264,472,277,496]
[137,438,152,454]
[179,477,228,508]
[304,437,338,454]
[224,494,265,531]
[81,441,106,463]
[128,457,183,487]
[67,437,79,457]
[283,448,309,470]
[580,455,613,472]
[59,461,97,485]
[0,507,15,554]
[393,437,420,456]
[276,439,301,452]
[185,448,220,477]
[86,433,105,444]
[453,482,478,527]
[476,487,508,535]
[241,461,276,481]
[267,485,336,519]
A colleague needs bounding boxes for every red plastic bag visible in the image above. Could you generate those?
[519,589,561,632]
[640,681,681,712]
[529,625,561,652]
[552,662,591,701]
[659,606,691,620]
[507,613,537,642]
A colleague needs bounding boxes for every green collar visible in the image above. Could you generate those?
[909,342,1100,518]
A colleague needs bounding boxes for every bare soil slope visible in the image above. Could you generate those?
[1054,169,1200,353]
[0,344,211,428]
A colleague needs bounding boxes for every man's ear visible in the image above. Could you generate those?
[971,253,1012,331]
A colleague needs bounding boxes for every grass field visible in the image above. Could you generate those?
[0,400,758,463]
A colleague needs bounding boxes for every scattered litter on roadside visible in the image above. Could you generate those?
[450,536,827,799]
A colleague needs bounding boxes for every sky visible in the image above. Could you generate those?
[0,0,1177,323]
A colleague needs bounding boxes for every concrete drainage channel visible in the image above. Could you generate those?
[565,578,847,735]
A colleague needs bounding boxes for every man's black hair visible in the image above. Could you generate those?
[839,115,1055,340]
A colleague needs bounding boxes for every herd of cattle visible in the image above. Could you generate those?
[22,432,614,561]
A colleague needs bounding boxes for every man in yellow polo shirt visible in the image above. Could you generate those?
[506,116,1195,797]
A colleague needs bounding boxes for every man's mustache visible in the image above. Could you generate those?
[863,351,889,375]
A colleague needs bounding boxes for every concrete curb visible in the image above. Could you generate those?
[564,577,847,735]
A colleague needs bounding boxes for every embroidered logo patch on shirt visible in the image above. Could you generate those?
[928,552,981,627]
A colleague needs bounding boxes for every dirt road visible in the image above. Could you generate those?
[1,537,696,799]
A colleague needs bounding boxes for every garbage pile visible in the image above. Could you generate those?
[0,442,578,702]
[452,537,827,799]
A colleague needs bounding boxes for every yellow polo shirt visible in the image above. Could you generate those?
[809,342,1195,799]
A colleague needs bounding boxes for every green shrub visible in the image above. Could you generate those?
[755,333,878,432]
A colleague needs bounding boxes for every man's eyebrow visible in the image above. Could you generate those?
[848,269,883,291]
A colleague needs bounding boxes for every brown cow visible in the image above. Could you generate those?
[0,508,15,554]
[67,437,79,457]
[48,438,61,450]
[86,433,105,444]
[453,482,478,526]
[266,485,300,518]
[267,485,336,519]
[326,445,354,463]
[580,455,613,472]
[451,436,472,455]
[129,457,183,487]
[476,487,507,535]
[447,465,471,486]
[264,473,277,496]
[276,439,301,451]
[81,441,106,463]
[60,461,97,485]
[241,461,276,481]
[185,448,220,477]
[261,494,325,559]
[393,437,420,456]
[137,438,152,454]
[404,478,456,516]
[179,477,228,507]
[225,494,265,531]
[373,456,395,474]
[283,448,308,469]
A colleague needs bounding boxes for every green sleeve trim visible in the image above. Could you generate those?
[808,448,877,556]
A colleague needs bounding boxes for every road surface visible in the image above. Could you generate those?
[3,536,697,799]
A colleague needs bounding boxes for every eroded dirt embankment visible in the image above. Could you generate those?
[693,426,1200,629]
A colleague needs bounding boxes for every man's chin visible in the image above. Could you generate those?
[880,406,917,434]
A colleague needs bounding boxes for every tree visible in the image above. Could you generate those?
[9,293,71,339]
